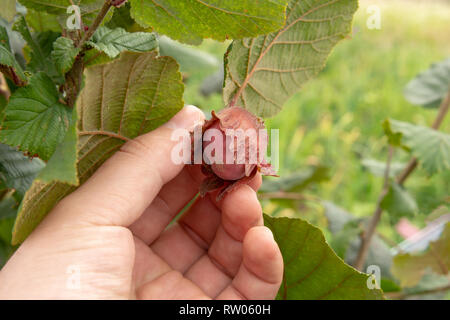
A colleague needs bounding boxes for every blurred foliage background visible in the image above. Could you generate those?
[181,0,449,236]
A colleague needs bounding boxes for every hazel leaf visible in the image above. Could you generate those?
[12,51,184,244]
[51,37,80,74]
[0,72,71,161]
[129,0,289,45]
[224,0,358,118]
[87,26,157,58]
[264,214,384,299]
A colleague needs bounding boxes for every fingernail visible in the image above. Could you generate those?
[264,227,275,240]
[164,105,205,130]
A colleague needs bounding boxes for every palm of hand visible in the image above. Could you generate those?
[129,166,282,300]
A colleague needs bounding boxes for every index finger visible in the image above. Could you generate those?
[49,105,205,227]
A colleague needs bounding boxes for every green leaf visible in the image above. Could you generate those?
[13,16,62,83]
[18,0,101,15]
[0,72,71,161]
[260,165,329,193]
[392,223,450,287]
[361,159,406,178]
[380,182,418,222]
[0,0,17,22]
[0,143,45,200]
[130,0,289,45]
[399,273,450,300]
[322,200,353,234]
[107,2,142,32]
[26,9,61,32]
[51,37,80,74]
[380,278,401,293]
[264,214,384,299]
[0,26,27,83]
[404,58,450,108]
[87,26,157,58]
[0,195,17,266]
[0,95,7,120]
[324,202,394,279]
[383,119,450,175]
[83,48,113,67]
[426,205,450,222]
[20,0,111,28]
[0,196,17,242]
[37,107,78,185]
[330,219,362,259]
[224,0,358,118]
[158,36,219,73]
[12,51,184,244]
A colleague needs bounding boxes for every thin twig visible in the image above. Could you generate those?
[0,66,26,87]
[77,1,112,49]
[63,0,112,107]
[354,90,450,270]
[354,146,394,270]
[386,284,450,300]
[396,158,418,186]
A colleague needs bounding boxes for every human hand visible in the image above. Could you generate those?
[0,105,283,299]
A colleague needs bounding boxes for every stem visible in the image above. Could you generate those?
[77,1,112,49]
[396,91,450,186]
[396,158,417,186]
[64,55,84,108]
[354,90,450,270]
[354,146,394,270]
[0,65,26,87]
[386,284,450,300]
[63,0,112,107]
[431,92,450,129]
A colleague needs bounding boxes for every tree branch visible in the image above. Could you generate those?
[64,55,84,108]
[386,284,450,300]
[63,0,112,107]
[77,1,112,49]
[354,90,450,270]
[353,146,394,270]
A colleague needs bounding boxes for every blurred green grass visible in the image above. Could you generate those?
[182,0,450,240]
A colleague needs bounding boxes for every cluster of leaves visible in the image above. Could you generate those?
[0,143,44,264]
[0,0,387,300]
[381,58,450,223]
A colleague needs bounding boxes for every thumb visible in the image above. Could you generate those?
[49,105,205,227]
